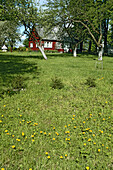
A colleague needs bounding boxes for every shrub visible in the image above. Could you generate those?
[85,77,96,87]
[10,75,26,90]
[50,76,64,89]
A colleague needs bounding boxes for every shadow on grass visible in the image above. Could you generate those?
[0,52,41,97]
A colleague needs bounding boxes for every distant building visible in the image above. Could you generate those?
[29,27,64,53]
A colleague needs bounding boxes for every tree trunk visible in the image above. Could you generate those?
[38,46,47,60]
[11,45,13,52]
[88,40,92,53]
[73,46,77,57]
[98,45,103,60]
[80,41,83,52]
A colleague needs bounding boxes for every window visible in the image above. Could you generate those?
[44,41,52,48]
[30,43,33,48]
[36,44,38,48]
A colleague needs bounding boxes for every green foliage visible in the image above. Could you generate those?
[23,38,29,48]
[51,76,64,89]
[18,46,26,52]
[85,77,96,87]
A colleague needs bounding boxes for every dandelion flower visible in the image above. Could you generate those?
[105,101,108,104]
[1,115,4,117]
[47,156,50,159]
[32,139,35,142]
[5,130,8,132]
[29,168,32,170]
[89,130,92,132]
[65,125,67,128]
[83,121,85,124]
[68,124,70,126]
[103,118,105,120]
[12,145,16,149]
[93,142,96,145]
[53,127,55,130]
[53,138,55,140]
[83,132,85,134]
[86,167,89,170]
[84,143,86,146]
[98,149,100,152]
[1,168,5,170]
[19,115,22,117]
[102,144,104,146]
[48,133,51,136]
[0,120,2,123]
[3,105,6,107]
[45,152,48,155]
[93,134,95,137]
[40,131,43,134]
[74,126,76,128]
[60,156,63,159]
[22,132,25,136]
[31,135,34,138]
[72,118,74,120]
[101,131,103,133]
[12,135,14,137]
[65,154,67,157]
[106,147,108,149]
[73,115,75,117]
[88,138,91,142]
[44,132,46,135]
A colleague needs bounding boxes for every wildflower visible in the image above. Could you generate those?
[65,154,67,157]
[12,145,16,149]
[29,168,32,170]
[31,135,34,138]
[44,132,46,135]
[40,131,43,134]
[89,130,92,132]
[22,132,25,136]
[60,156,63,159]
[93,134,95,137]
[106,147,108,149]
[66,138,68,141]
[53,127,55,130]
[83,121,85,124]
[98,149,100,152]
[48,133,51,136]
[7,133,9,135]
[93,142,96,145]
[68,124,70,126]
[19,115,22,117]
[65,125,67,128]
[105,101,108,104]
[73,115,75,117]
[22,120,25,122]
[32,139,35,142]
[93,119,96,121]
[72,118,74,120]
[12,135,14,137]
[1,168,5,170]
[0,120,2,123]
[3,105,6,107]
[109,117,111,119]
[82,132,85,134]
[1,115,4,117]
[16,139,20,141]
[47,156,50,159]
[74,126,76,128]
[102,144,104,146]
[84,143,86,146]
[101,131,103,133]
[45,152,48,155]
[88,138,91,142]
[5,130,8,132]
[53,138,55,140]
[86,167,90,170]
[103,118,105,120]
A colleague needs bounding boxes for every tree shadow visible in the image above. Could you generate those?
[0,53,40,97]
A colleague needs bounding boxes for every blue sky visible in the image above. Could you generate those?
[16,0,47,47]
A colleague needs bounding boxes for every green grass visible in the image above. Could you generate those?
[0,51,113,170]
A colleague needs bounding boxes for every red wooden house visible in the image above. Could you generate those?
[29,27,64,53]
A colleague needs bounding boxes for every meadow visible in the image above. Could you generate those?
[0,51,113,170]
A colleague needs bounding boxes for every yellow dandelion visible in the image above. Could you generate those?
[7,133,9,135]
[12,135,14,137]
[106,147,108,149]
[74,126,76,128]
[12,145,16,149]
[48,133,51,136]
[5,130,8,132]
[60,156,63,159]
[66,138,68,141]
[53,127,55,130]
[88,138,91,142]
[86,167,90,170]
[32,139,35,142]
[102,144,104,146]
[89,130,92,132]
[93,119,96,121]
[72,118,74,120]
[44,132,46,135]
[53,138,55,140]
[68,124,70,126]
[19,115,22,117]
[1,168,5,170]
[65,154,67,157]
[19,121,21,124]
[0,120,2,123]
[93,134,95,137]
[103,118,105,120]
[98,149,100,152]
[40,131,43,134]
[1,115,4,117]
[29,168,32,170]
[93,142,96,145]
[84,143,86,146]
[31,135,34,138]
[22,132,25,136]
[22,120,25,122]
[83,121,85,124]
[16,139,20,141]
[3,105,6,107]
[47,156,50,159]
[82,132,85,134]
[105,101,108,104]
[65,125,67,128]
[45,152,48,155]
[101,131,103,133]
[73,115,75,117]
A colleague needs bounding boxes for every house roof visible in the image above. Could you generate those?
[35,26,61,41]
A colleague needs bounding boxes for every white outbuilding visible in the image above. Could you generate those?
[2,45,8,52]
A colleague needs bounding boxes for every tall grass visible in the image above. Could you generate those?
[0,52,113,169]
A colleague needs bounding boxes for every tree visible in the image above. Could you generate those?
[23,38,29,48]
[1,0,47,59]
[45,0,113,59]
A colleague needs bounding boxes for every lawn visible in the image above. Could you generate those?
[0,51,113,170]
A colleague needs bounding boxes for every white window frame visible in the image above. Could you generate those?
[30,43,33,48]
[44,41,52,48]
